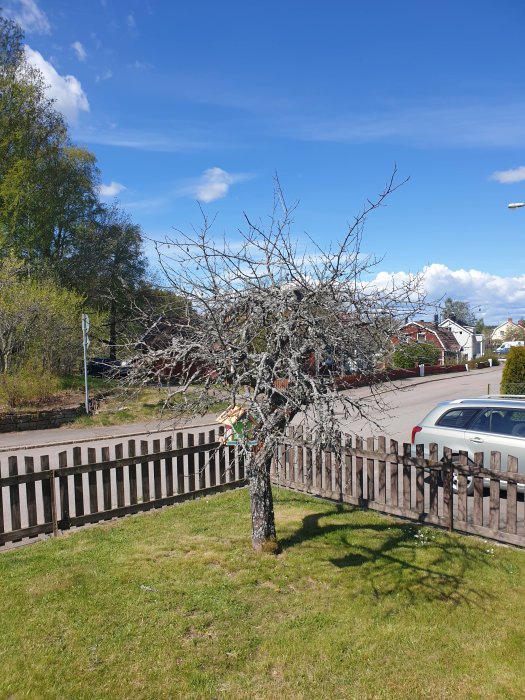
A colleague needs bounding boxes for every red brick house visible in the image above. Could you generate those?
[392,321,462,365]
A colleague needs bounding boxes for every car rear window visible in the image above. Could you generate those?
[436,408,480,429]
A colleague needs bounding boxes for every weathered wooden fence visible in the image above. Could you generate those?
[0,429,246,548]
[1,430,525,549]
[271,431,525,548]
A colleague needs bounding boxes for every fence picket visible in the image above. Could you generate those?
[165,437,174,496]
[140,441,150,502]
[88,448,98,513]
[176,433,184,491]
[390,440,398,507]
[457,452,468,523]
[402,444,411,511]
[102,446,112,510]
[506,455,518,536]
[153,439,162,500]
[187,434,196,491]
[442,447,453,531]
[367,437,374,501]
[41,455,52,525]
[24,456,37,528]
[73,447,84,518]
[344,435,352,497]
[58,451,70,529]
[473,451,484,527]
[208,430,216,487]
[489,452,501,532]
[377,436,386,504]
[428,443,438,517]
[355,437,363,500]
[325,449,332,496]
[8,456,21,534]
[128,440,137,505]
[115,443,125,508]
[198,433,206,490]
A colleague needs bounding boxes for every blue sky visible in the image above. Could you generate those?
[5,0,525,324]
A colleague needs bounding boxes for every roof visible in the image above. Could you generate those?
[399,321,461,352]
[439,317,474,333]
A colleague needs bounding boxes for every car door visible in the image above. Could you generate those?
[468,409,525,472]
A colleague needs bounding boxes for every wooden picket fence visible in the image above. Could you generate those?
[271,431,525,548]
[1,429,525,549]
[0,429,245,548]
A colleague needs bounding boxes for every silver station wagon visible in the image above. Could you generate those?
[411,396,525,493]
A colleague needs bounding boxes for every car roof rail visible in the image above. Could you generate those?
[481,394,525,400]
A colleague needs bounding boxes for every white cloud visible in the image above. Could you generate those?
[24,46,89,123]
[71,41,87,62]
[372,263,525,324]
[98,181,126,197]
[489,166,525,184]
[184,167,252,203]
[4,0,50,34]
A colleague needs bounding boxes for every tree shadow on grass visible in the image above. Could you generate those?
[278,505,495,608]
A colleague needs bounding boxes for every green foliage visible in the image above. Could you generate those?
[467,353,499,370]
[441,298,477,327]
[0,15,148,366]
[501,346,525,395]
[0,364,60,409]
[62,205,147,358]
[391,341,440,369]
[504,325,525,342]
[0,254,103,374]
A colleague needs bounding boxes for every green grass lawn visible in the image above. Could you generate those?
[70,384,229,427]
[1,488,524,700]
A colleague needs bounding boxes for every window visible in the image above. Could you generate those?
[437,408,480,429]
[471,409,523,436]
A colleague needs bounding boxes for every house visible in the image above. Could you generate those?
[439,318,484,361]
[392,320,461,365]
[491,317,525,343]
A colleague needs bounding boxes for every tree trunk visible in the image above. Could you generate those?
[249,449,277,552]
[109,299,117,361]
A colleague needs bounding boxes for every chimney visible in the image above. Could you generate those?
[434,313,439,329]
[508,317,513,323]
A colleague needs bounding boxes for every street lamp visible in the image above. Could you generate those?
[508,202,525,209]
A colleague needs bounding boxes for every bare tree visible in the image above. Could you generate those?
[131,172,424,551]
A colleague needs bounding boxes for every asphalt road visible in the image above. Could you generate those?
[0,364,503,461]
[336,363,503,444]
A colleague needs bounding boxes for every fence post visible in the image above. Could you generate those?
[442,447,453,532]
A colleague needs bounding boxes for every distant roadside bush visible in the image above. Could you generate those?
[391,341,440,369]
[467,353,500,370]
[0,365,61,409]
[501,346,525,395]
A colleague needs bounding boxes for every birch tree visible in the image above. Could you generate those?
[131,173,424,551]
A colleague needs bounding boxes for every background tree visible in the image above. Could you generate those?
[441,298,477,327]
[65,205,148,359]
[0,15,100,265]
[501,346,525,395]
[504,325,525,342]
[130,174,424,551]
[391,340,440,369]
[0,254,89,374]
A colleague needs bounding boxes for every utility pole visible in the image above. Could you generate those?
[82,313,90,414]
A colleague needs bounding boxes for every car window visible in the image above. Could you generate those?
[469,409,491,433]
[507,410,525,438]
[436,408,480,429]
